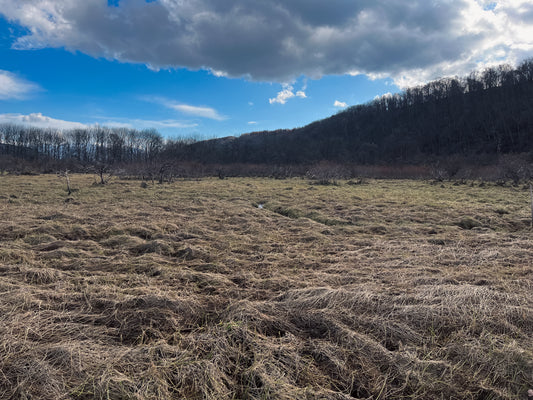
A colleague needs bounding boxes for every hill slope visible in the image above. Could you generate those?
[1,60,532,174]
[182,60,533,165]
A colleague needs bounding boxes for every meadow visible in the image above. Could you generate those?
[0,174,531,399]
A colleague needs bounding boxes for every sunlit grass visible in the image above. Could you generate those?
[0,174,531,399]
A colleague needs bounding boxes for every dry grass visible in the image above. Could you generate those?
[0,174,532,399]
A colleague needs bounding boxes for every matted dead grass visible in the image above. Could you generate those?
[0,174,531,399]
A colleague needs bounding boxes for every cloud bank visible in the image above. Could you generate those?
[0,70,40,100]
[1,0,532,85]
[0,113,198,131]
[0,113,88,130]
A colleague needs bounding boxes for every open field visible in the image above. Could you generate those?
[0,174,532,399]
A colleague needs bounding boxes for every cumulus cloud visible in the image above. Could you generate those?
[269,84,307,105]
[0,113,87,130]
[0,70,40,100]
[269,87,296,105]
[0,1,532,85]
[334,100,348,108]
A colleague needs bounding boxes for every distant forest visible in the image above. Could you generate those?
[1,59,533,178]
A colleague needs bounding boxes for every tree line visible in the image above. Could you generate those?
[0,125,166,165]
[1,59,533,175]
[183,59,533,165]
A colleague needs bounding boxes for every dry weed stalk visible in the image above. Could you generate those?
[530,183,533,228]
[56,170,72,195]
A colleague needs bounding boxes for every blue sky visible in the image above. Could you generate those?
[1,0,532,138]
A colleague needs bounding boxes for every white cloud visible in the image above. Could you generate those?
[373,92,394,101]
[1,1,533,85]
[170,104,226,121]
[147,119,198,129]
[0,70,40,100]
[334,100,348,108]
[209,69,228,78]
[248,121,258,125]
[269,87,296,105]
[269,84,307,105]
[0,113,198,131]
[100,118,198,129]
[98,122,133,129]
[0,113,87,130]
[144,96,226,120]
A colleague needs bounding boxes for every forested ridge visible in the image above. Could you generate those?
[187,59,533,165]
[1,60,533,174]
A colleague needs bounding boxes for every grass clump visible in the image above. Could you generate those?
[455,216,483,230]
[268,205,301,219]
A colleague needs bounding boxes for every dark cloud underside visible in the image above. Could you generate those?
[0,0,531,84]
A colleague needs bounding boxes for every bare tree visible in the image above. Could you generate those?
[93,163,113,185]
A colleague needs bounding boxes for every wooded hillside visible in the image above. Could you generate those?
[1,59,532,175]
[185,59,533,165]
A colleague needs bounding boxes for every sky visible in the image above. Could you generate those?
[0,0,533,139]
